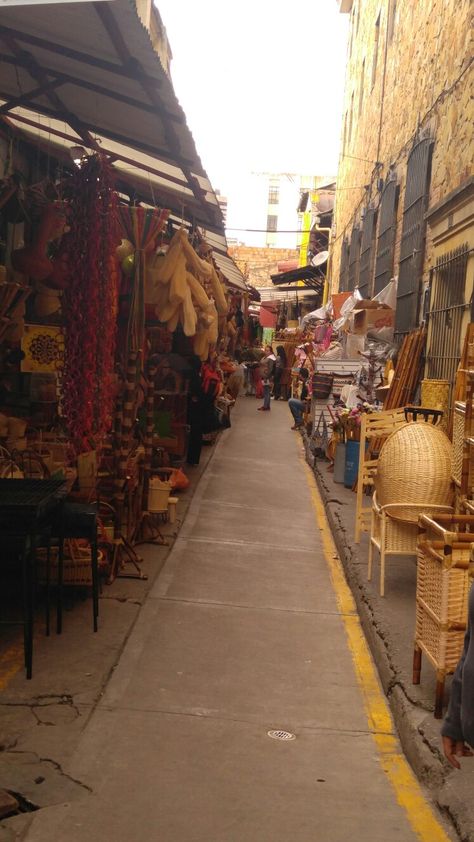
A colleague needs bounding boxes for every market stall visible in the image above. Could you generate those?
[0,151,244,613]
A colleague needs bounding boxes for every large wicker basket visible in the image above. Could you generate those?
[375,423,453,522]
[414,513,474,717]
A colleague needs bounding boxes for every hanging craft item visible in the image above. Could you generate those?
[60,155,119,451]
[146,228,226,360]
[21,324,64,373]
[11,201,68,282]
[118,205,170,364]
[114,206,170,522]
[0,282,31,342]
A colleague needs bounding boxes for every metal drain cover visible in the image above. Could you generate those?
[267,729,296,741]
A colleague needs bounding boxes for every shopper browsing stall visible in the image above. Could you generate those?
[288,368,309,430]
[257,345,276,412]
[273,345,287,401]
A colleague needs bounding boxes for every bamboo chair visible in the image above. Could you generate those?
[414,512,474,718]
[354,408,406,543]
[368,494,453,597]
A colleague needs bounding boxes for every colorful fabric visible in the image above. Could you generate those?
[262,327,275,347]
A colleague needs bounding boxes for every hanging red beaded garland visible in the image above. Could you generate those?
[60,154,119,451]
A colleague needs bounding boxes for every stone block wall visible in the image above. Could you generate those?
[331,0,473,299]
[228,245,300,288]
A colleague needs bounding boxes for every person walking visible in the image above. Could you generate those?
[288,367,309,429]
[257,345,276,412]
[441,582,474,768]
[273,345,287,400]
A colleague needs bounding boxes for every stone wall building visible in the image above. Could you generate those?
[333,0,473,384]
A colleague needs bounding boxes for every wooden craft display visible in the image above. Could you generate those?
[383,327,426,410]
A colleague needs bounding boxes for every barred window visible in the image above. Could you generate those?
[374,177,398,295]
[425,244,472,396]
[339,237,350,292]
[358,207,377,298]
[348,226,361,292]
[395,136,433,336]
[268,186,279,205]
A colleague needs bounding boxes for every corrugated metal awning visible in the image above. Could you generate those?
[270,265,324,289]
[0,0,221,231]
[0,0,247,292]
[258,286,319,302]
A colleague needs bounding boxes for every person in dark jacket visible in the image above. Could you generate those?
[273,345,287,400]
[441,583,474,768]
[257,345,276,412]
[288,368,309,430]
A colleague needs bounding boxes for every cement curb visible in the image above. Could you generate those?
[304,438,473,842]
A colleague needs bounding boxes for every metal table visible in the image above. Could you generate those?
[0,478,68,678]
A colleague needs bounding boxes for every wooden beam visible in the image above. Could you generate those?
[0,54,181,124]
[0,23,163,89]
[3,111,222,231]
[1,98,196,171]
[0,34,101,153]
[5,111,188,188]
[0,76,65,114]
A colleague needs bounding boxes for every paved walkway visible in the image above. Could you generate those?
[22,399,452,841]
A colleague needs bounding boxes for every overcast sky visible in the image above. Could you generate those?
[157,1,349,236]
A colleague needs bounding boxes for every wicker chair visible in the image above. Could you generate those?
[368,494,453,597]
[414,512,474,718]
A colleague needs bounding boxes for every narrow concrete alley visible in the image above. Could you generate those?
[20,399,453,841]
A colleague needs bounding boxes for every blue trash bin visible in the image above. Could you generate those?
[344,439,360,488]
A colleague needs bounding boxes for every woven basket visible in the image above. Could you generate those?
[452,401,466,487]
[375,423,453,522]
[37,542,102,586]
[421,380,450,431]
[312,372,333,400]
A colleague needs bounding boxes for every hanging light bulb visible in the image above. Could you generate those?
[69,145,86,166]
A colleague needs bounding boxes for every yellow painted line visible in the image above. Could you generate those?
[0,641,23,691]
[299,450,451,842]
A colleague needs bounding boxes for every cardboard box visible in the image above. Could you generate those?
[350,300,394,335]
[332,291,353,320]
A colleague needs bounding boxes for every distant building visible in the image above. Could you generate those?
[228,245,299,289]
[226,173,336,262]
[333,0,473,386]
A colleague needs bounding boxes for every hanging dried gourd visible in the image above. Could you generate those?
[60,154,119,451]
